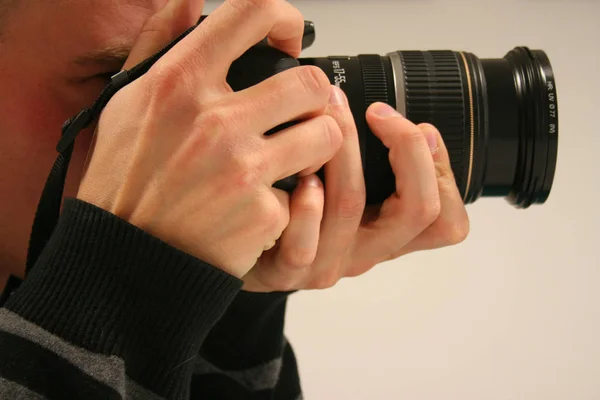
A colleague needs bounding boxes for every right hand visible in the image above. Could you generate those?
[76,0,343,278]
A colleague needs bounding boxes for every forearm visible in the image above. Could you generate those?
[0,198,242,399]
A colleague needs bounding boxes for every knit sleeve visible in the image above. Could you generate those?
[191,290,302,399]
[1,198,242,399]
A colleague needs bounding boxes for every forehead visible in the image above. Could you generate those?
[64,0,167,49]
[7,0,167,62]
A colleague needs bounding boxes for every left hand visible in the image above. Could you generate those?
[243,86,469,292]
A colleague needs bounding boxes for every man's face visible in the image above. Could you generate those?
[0,0,167,278]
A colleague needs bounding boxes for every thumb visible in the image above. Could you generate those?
[122,0,204,70]
[366,102,417,149]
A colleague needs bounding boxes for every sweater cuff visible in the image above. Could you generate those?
[5,198,242,396]
[200,290,294,369]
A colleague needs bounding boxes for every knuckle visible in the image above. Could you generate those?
[414,195,441,228]
[312,271,340,290]
[294,194,322,216]
[280,247,315,269]
[288,8,305,32]
[232,0,277,10]
[404,127,427,146]
[418,123,440,136]
[332,109,357,138]
[258,197,283,231]
[198,107,231,133]
[335,192,367,221]
[435,160,456,182]
[439,212,470,245]
[232,167,260,192]
[447,218,470,245]
[239,145,269,173]
[345,263,376,278]
[320,114,338,134]
[273,277,298,292]
[228,144,269,191]
[318,115,343,151]
[148,62,187,99]
[296,66,331,97]
[231,155,263,189]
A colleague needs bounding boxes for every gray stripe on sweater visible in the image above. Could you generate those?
[0,377,46,399]
[0,309,164,400]
[126,379,166,400]
[194,355,282,391]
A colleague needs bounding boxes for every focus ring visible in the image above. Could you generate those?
[358,54,394,205]
[399,51,469,195]
[358,55,389,106]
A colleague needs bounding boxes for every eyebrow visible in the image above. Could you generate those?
[73,45,132,69]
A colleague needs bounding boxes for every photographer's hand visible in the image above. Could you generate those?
[77,0,343,278]
[245,90,470,291]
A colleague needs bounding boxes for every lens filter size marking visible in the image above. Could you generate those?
[547,80,557,135]
[332,60,347,87]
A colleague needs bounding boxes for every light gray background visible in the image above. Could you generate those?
[205,1,600,399]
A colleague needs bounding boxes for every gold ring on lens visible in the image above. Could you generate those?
[459,52,475,202]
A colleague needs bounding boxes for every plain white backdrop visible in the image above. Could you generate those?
[204,1,600,399]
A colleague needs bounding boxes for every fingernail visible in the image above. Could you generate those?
[423,125,439,153]
[302,175,321,188]
[372,102,400,118]
[329,85,346,105]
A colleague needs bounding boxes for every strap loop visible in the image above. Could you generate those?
[56,108,93,153]
[111,70,131,90]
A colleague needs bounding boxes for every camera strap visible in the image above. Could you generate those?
[0,24,198,304]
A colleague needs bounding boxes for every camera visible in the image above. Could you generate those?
[226,21,559,208]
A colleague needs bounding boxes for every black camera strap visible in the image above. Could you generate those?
[0,25,197,304]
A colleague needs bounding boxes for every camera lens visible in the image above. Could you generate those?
[301,47,558,208]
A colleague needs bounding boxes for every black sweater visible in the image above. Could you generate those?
[0,198,301,399]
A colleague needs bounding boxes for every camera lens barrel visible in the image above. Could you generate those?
[388,50,484,204]
[301,47,558,208]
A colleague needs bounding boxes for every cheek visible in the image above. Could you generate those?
[1,94,64,174]
[24,96,94,200]
[0,84,93,275]
[0,82,94,206]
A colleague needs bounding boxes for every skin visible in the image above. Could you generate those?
[0,0,470,291]
[0,0,168,285]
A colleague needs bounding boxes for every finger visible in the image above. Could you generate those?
[255,175,324,289]
[276,174,323,268]
[242,176,321,291]
[265,187,291,248]
[264,115,343,183]
[353,103,440,265]
[310,86,365,272]
[231,66,331,136]
[393,124,470,254]
[123,0,205,70]
[170,0,304,79]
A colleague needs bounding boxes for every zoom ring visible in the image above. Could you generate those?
[399,51,468,193]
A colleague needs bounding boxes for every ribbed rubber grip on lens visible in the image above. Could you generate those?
[358,55,389,106]
[358,54,395,205]
[399,51,468,193]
